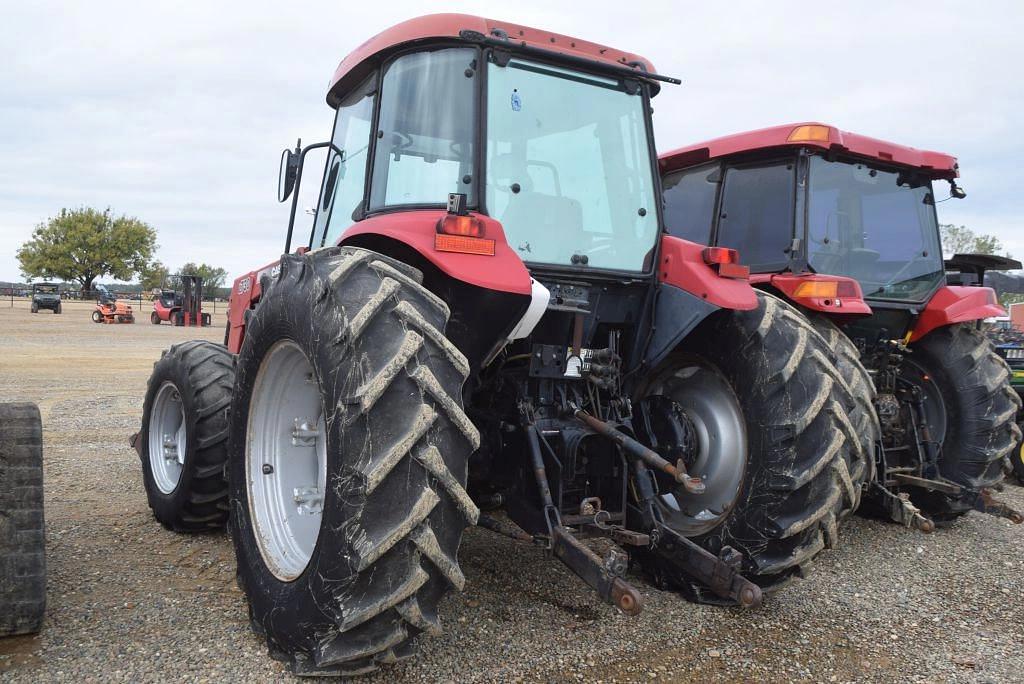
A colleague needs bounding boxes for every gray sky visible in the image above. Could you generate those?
[2,1,1021,283]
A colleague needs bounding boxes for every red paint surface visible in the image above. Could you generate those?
[329,13,658,99]
[225,212,531,353]
[750,272,872,316]
[909,285,1004,342]
[659,236,758,311]
[660,122,958,180]
[339,210,531,295]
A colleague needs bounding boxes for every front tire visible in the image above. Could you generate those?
[92,310,102,323]
[229,248,479,676]
[151,311,161,325]
[905,324,1022,521]
[30,303,38,313]
[640,293,863,602]
[138,341,233,531]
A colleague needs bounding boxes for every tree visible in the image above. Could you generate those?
[140,261,170,291]
[177,262,228,289]
[939,223,1006,258]
[17,207,157,292]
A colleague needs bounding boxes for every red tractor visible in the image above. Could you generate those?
[132,18,868,675]
[151,275,211,327]
[659,122,1023,529]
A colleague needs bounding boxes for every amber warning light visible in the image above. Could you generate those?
[435,194,494,255]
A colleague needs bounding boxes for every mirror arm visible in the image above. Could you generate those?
[283,141,344,255]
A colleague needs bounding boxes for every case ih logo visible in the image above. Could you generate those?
[237,277,252,294]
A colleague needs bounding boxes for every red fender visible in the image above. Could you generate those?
[658,236,757,311]
[339,211,531,296]
[750,273,872,317]
[226,212,532,354]
[909,285,1004,342]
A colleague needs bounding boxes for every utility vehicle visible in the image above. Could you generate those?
[30,282,61,314]
[132,18,864,675]
[659,122,1023,527]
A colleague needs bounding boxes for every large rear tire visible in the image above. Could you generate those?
[639,293,863,603]
[0,403,46,636]
[905,324,1022,521]
[229,248,479,676]
[805,314,878,515]
[138,341,233,532]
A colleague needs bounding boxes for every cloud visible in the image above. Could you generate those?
[1,0,1021,281]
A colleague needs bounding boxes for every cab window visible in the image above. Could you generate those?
[715,162,795,268]
[317,76,376,247]
[662,162,719,244]
[368,48,477,210]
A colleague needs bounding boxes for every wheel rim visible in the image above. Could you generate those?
[646,364,747,536]
[148,381,187,494]
[246,340,327,582]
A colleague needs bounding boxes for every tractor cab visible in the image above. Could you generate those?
[279,16,668,281]
[659,123,993,332]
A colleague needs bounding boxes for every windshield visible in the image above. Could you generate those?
[807,156,943,302]
[485,58,658,272]
[34,284,57,294]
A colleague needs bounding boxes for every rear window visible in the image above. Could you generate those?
[716,163,795,268]
[662,162,718,244]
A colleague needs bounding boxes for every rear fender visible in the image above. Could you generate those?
[339,211,532,296]
[909,285,1004,342]
[657,236,757,311]
[644,236,758,370]
[750,272,872,317]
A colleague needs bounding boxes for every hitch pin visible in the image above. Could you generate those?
[573,407,705,494]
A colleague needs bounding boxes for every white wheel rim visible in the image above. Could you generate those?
[149,381,186,494]
[246,340,327,582]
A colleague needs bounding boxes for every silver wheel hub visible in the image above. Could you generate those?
[647,364,747,536]
[246,341,327,582]
[149,381,186,494]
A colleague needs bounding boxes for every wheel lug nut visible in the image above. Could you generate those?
[262,464,274,475]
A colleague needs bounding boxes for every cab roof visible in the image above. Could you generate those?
[328,13,660,106]
[659,122,959,180]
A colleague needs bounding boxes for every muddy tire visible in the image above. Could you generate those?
[138,341,233,532]
[0,403,46,636]
[805,314,877,515]
[228,248,479,676]
[1011,422,1024,484]
[640,293,863,603]
[904,324,1022,521]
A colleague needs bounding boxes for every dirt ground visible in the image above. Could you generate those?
[1,299,1022,682]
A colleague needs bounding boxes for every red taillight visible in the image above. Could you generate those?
[702,247,739,265]
[437,214,485,238]
[702,247,749,279]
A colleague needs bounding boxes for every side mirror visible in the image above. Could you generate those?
[277,141,301,203]
[950,180,967,200]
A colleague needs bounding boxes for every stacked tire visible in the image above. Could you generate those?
[0,403,46,636]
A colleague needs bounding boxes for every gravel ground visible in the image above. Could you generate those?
[1,300,1022,683]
